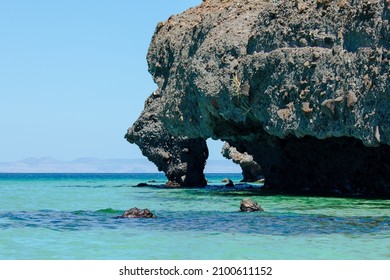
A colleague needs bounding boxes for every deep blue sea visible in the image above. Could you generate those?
[0,173,389,260]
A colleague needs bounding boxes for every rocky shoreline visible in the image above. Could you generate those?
[126,0,390,197]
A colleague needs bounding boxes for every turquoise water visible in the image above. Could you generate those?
[0,173,389,260]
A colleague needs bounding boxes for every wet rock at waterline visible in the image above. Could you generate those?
[240,199,264,212]
[119,208,157,218]
[222,178,235,187]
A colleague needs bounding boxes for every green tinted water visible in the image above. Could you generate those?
[0,174,389,259]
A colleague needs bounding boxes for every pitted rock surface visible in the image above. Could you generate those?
[120,208,157,218]
[126,0,390,196]
[221,142,263,182]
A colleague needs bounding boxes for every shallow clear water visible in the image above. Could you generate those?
[0,173,389,260]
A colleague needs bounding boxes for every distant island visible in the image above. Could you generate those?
[0,157,240,173]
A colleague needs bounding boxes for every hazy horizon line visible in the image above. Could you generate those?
[0,156,241,174]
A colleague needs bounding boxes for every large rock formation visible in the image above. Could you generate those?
[126,0,390,196]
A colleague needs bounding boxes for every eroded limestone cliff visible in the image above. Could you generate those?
[126,0,390,196]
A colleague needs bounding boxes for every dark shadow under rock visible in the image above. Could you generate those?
[136,183,150,187]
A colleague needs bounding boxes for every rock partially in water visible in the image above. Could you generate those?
[221,142,263,182]
[120,207,157,218]
[125,99,208,187]
[222,178,235,187]
[225,180,235,188]
[240,199,264,212]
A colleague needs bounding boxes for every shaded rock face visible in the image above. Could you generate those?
[125,95,208,187]
[229,133,390,196]
[126,0,390,195]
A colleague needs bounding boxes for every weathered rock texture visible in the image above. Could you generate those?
[126,95,208,186]
[221,142,263,182]
[240,198,264,212]
[126,0,390,196]
[120,207,157,218]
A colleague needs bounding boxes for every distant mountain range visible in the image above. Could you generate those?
[0,157,241,173]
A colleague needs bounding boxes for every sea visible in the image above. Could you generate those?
[0,173,389,260]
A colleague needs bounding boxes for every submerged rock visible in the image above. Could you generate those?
[126,0,390,197]
[120,207,157,218]
[136,183,149,187]
[240,199,264,212]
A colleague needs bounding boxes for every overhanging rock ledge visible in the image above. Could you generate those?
[126,0,390,196]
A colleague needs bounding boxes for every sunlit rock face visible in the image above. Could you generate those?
[221,142,262,182]
[126,0,390,196]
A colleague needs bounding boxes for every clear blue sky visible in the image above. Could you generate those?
[0,0,226,162]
